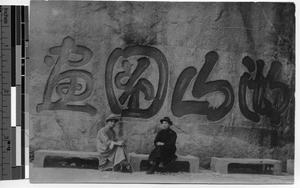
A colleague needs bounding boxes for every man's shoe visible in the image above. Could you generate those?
[103,168,113,171]
[120,160,129,167]
[113,164,121,171]
[146,167,155,174]
[121,165,133,173]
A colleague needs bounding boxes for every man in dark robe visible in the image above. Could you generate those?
[146,117,177,174]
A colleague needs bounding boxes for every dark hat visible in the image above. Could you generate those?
[160,117,173,125]
[106,114,120,122]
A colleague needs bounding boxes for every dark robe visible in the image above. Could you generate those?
[148,128,177,165]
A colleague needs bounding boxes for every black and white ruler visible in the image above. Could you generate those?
[0,5,28,180]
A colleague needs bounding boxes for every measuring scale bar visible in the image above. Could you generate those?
[1,5,13,180]
[0,5,28,181]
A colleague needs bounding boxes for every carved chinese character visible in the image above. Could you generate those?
[36,36,97,116]
[105,45,168,118]
[238,56,290,124]
[171,51,234,121]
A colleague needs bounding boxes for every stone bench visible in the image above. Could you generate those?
[128,152,199,173]
[211,157,282,175]
[34,150,101,168]
[287,159,294,175]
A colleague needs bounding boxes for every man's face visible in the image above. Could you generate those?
[107,120,117,128]
[161,121,170,129]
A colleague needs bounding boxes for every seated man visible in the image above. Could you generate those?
[97,114,132,173]
[146,117,177,174]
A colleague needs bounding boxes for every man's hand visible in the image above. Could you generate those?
[156,142,164,146]
[109,141,123,149]
[109,142,115,149]
[115,141,124,146]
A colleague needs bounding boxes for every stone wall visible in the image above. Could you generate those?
[29,1,295,169]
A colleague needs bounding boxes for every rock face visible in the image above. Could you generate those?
[29,1,295,169]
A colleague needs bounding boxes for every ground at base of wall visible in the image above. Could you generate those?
[29,163,293,184]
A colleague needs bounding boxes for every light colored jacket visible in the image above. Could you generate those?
[97,126,118,154]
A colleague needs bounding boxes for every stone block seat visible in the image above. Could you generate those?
[211,157,282,175]
[287,159,294,175]
[128,152,199,173]
[34,150,101,169]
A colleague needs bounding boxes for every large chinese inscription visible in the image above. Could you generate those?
[36,36,97,116]
[105,45,168,118]
[35,36,292,123]
[238,56,290,124]
[171,51,235,121]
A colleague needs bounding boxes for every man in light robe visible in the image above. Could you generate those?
[97,114,132,173]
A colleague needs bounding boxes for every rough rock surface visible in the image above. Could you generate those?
[29,2,295,170]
